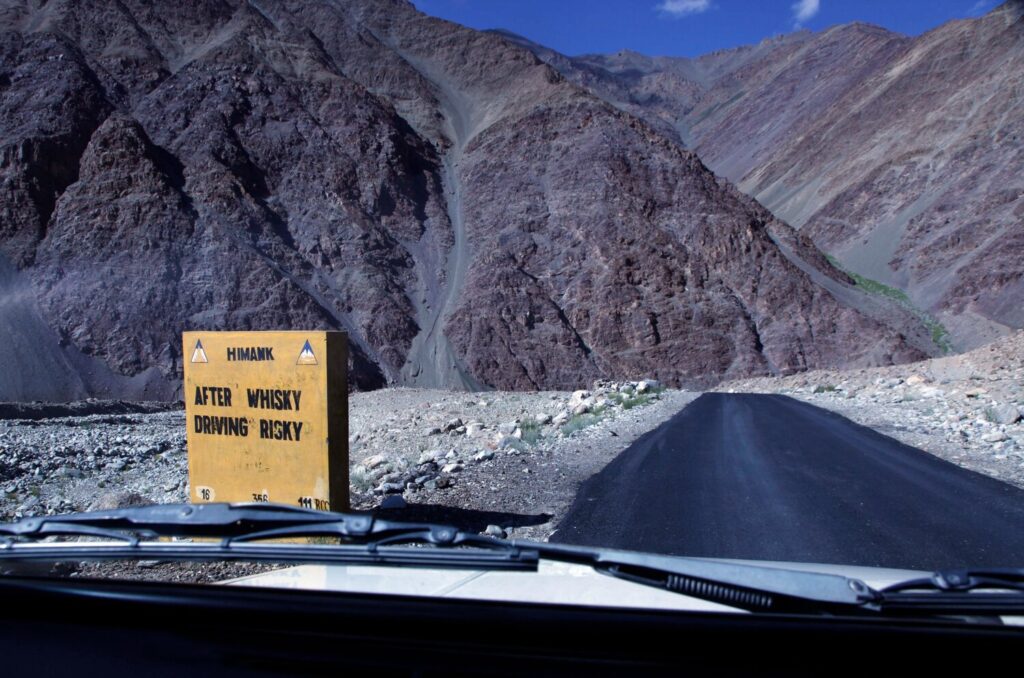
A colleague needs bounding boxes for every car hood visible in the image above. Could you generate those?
[227,557,928,614]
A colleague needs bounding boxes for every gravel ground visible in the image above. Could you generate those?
[0,381,694,579]
[349,386,698,541]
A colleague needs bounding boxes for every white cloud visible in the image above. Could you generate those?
[792,0,820,26]
[968,0,995,15]
[656,0,712,18]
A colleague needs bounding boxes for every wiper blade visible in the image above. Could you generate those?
[877,569,1024,617]
[884,569,1024,594]
[0,502,506,547]
[0,502,537,570]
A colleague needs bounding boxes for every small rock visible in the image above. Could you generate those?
[988,404,1022,425]
[465,422,485,436]
[441,463,463,473]
[417,452,437,464]
[363,454,387,470]
[370,465,393,480]
[375,482,405,495]
[442,418,463,433]
[380,495,407,509]
[983,431,1009,443]
[496,435,519,449]
[569,390,591,406]
[88,491,153,512]
[535,413,553,425]
[60,466,84,479]
[473,450,495,462]
[497,422,518,435]
[484,525,506,538]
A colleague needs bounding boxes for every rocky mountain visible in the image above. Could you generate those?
[503,1,1024,351]
[0,0,921,400]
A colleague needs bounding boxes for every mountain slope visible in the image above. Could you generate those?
[508,2,1024,351]
[0,0,920,399]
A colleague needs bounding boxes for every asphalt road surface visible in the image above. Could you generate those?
[552,393,1024,569]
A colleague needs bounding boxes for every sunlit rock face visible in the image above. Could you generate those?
[0,0,920,399]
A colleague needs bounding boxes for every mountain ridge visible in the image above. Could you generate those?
[0,0,922,400]
[504,1,1023,351]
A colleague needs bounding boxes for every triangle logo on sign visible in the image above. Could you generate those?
[296,340,317,365]
[191,339,208,363]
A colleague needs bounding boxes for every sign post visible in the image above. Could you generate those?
[183,331,348,511]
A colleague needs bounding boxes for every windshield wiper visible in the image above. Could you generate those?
[0,502,886,614]
[877,570,1024,617]
[8,503,1021,619]
[0,501,498,545]
[0,502,537,571]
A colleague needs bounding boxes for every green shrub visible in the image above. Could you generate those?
[608,390,657,410]
[559,412,605,437]
[826,255,952,354]
[518,420,543,445]
[349,466,375,493]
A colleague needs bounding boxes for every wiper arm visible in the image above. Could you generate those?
[524,542,880,615]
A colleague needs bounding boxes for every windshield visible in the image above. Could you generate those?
[1,0,1023,599]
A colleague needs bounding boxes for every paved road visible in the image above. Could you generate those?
[552,393,1024,569]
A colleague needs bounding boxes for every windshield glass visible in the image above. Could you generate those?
[1,0,1023,597]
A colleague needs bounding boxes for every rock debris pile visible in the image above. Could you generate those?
[347,380,665,500]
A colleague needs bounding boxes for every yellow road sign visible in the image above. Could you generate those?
[183,331,349,511]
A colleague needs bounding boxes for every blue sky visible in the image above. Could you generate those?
[410,0,1002,57]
